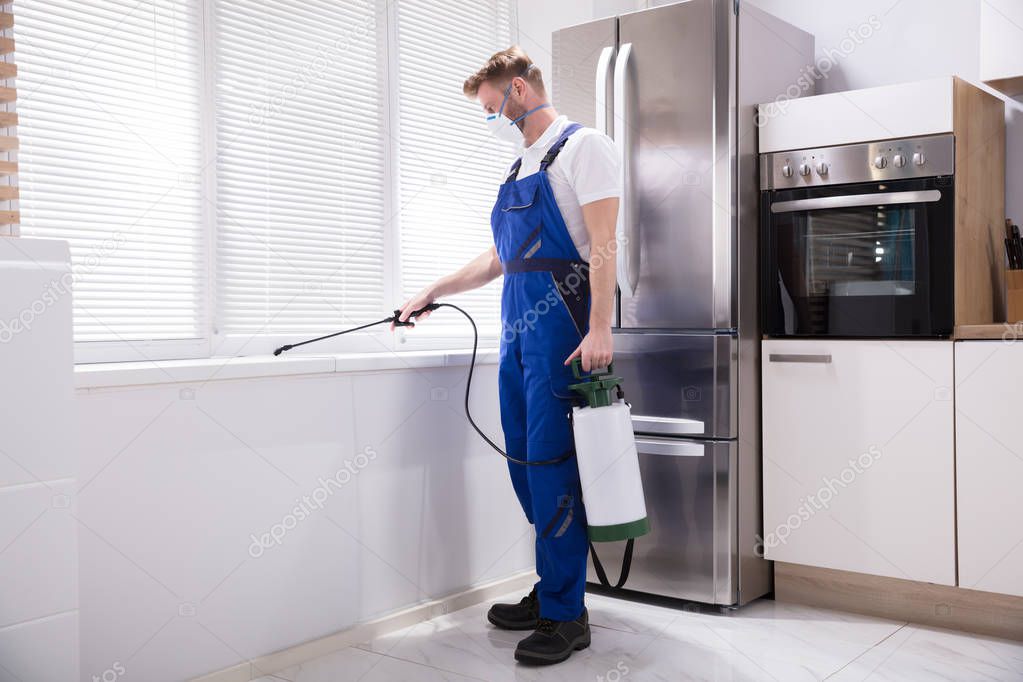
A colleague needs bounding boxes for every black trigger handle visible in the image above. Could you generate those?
[392,302,441,327]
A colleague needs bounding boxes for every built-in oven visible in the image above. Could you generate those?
[761,134,955,338]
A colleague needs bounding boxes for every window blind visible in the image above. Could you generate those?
[395,0,517,339]
[214,0,387,345]
[17,0,205,358]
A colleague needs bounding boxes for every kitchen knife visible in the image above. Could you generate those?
[1010,223,1018,269]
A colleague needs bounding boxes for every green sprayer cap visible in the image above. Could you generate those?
[568,358,623,408]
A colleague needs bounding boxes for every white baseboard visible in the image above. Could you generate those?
[190,570,537,682]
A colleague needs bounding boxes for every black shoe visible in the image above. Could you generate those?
[487,588,539,630]
[514,608,590,665]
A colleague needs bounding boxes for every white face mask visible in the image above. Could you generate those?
[486,108,525,143]
[484,69,550,144]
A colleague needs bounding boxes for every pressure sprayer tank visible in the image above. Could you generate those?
[568,360,649,542]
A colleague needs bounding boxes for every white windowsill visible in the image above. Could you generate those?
[74,348,501,390]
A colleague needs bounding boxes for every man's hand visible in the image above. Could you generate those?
[392,286,436,331]
[565,324,613,371]
[392,247,502,331]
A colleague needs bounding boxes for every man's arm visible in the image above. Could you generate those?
[565,196,619,370]
[393,246,502,326]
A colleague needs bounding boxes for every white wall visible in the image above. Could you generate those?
[75,363,530,682]
[0,239,79,682]
[516,0,1023,220]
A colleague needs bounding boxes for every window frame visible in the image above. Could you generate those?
[21,0,514,364]
[14,0,211,365]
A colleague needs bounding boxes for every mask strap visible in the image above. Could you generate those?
[511,102,551,125]
[497,63,543,118]
[495,81,514,118]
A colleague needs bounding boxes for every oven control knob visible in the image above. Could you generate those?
[781,164,793,178]
[913,152,926,166]
[893,153,907,168]
[798,163,811,176]
[817,162,829,176]
[873,155,888,169]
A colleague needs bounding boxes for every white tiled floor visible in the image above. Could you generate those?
[254,591,1023,681]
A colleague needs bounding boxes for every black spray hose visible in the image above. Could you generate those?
[273,303,573,466]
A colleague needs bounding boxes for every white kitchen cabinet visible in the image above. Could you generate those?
[955,341,1023,597]
[980,0,1023,98]
[762,339,955,585]
[757,77,955,153]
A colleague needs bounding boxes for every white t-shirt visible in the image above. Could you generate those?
[508,115,621,261]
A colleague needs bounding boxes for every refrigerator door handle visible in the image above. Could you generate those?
[594,46,614,135]
[632,415,706,437]
[613,41,638,297]
[634,437,706,457]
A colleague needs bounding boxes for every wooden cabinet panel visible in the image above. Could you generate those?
[762,339,955,585]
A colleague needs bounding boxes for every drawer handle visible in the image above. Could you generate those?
[768,353,832,364]
[632,415,705,436]
[635,438,705,457]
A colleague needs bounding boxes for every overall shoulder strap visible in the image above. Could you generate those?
[504,158,523,183]
[539,122,583,172]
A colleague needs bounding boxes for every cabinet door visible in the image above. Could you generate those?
[762,339,955,585]
[955,341,1023,597]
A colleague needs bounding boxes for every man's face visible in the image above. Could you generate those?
[478,78,527,129]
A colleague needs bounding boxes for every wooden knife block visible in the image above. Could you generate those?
[1008,270,1023,323]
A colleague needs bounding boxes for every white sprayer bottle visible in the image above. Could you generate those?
[569,359,649,542]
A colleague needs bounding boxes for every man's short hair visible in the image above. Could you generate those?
[463,45,546,98]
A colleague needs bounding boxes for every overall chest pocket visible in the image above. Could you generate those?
[495,183,541,257]
[499,183,539,212]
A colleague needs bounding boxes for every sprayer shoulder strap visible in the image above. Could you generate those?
[588,539,634,590]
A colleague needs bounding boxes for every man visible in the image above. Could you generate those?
[395,46,620,666]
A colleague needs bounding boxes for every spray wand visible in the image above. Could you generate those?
[273,302,571,466]
[273,303,442,356]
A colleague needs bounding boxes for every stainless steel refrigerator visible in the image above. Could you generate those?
[552,0,813,606]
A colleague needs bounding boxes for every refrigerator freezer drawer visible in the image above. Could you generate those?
[587,437,737,605]
[612,332,736,439]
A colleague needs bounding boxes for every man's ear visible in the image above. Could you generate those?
[512,76,526,99]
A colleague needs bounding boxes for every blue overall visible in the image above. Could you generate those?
[490,123,591,621]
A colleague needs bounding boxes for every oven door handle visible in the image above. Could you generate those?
[770,189,943,214]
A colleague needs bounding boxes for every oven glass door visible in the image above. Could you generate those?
[763,176,954,337]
